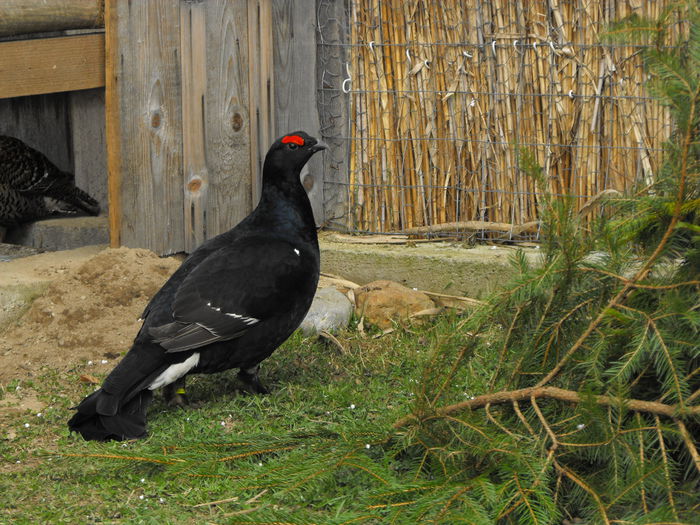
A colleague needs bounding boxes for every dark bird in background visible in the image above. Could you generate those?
[0,135,100,239]
[68,131,326,441]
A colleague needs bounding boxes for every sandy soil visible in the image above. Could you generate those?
[0,247,182,386]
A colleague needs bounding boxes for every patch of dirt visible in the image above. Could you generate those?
[0,247,181,386]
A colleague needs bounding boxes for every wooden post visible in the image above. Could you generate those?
[105,0,121,248]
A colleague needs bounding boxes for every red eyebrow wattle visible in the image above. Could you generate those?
[282,135,305,146]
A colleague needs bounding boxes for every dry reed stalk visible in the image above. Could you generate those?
[345,0,674,235]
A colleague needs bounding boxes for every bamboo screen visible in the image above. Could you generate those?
[319,0,678,239]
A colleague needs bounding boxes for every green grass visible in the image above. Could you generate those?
[0,317,470,524]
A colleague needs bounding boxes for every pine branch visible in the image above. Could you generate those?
[393,386,700,429]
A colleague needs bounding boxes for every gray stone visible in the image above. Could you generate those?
[300,287,353,336]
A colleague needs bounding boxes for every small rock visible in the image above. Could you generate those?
[300,287,353,336]
[354,280,435,329]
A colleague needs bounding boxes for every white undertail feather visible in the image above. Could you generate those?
[148,352,200,390]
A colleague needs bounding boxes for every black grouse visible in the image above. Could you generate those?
[0,135,100,235]
[68,131,326,441]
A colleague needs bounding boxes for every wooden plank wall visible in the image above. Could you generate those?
[108,0,252,254]
[109,0,338,253]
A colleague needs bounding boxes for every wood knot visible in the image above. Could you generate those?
[302,174,314,192]
[187,179,202,192]
[151,112,162,128]
[231,112,243,132]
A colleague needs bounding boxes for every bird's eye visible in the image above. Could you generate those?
[287,143,298,150]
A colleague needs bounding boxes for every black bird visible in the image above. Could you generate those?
[0,135,100,235]
[68,131,326,441]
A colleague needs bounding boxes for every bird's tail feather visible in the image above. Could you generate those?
[45,175,100,216]
[59,184,100,216]
[68,388,153,441]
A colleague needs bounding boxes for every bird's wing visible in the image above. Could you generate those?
[149,235,317,352]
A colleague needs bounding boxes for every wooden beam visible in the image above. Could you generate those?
[0,34,105,99]
[0,0,103,38]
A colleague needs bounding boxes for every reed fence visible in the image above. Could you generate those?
[318,0,683,240]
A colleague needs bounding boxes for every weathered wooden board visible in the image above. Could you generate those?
[107,0,184,253]
[70,89,108,214]
[180,1,208,252]
[247,0,275,207]
[107,0,254,254]
[0,0,103,38]
[272,0,324,226]
[203,0,252,240]
[316,0,349,229]
[0,34,105,99]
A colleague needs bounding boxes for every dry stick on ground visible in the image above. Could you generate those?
[393,386,700,429]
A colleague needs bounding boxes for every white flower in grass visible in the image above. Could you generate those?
[140,478,145,483]
[349,404,356,409]
[23,423,30,428]
[365,444,371,449]
[577,423,586,430]
[101,359,108,364]
[139,495,144,500]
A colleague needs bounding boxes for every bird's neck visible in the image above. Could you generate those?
[254,171,317,238]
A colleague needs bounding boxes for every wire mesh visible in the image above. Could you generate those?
[317,0,680,241]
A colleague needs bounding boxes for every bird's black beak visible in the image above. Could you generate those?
[309,140,328,154]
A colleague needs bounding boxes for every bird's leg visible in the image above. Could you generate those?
[163,377,189,407]
[237,365,269,394]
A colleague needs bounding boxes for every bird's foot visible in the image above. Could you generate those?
[237,366,269,395]
[163,380,189,407]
